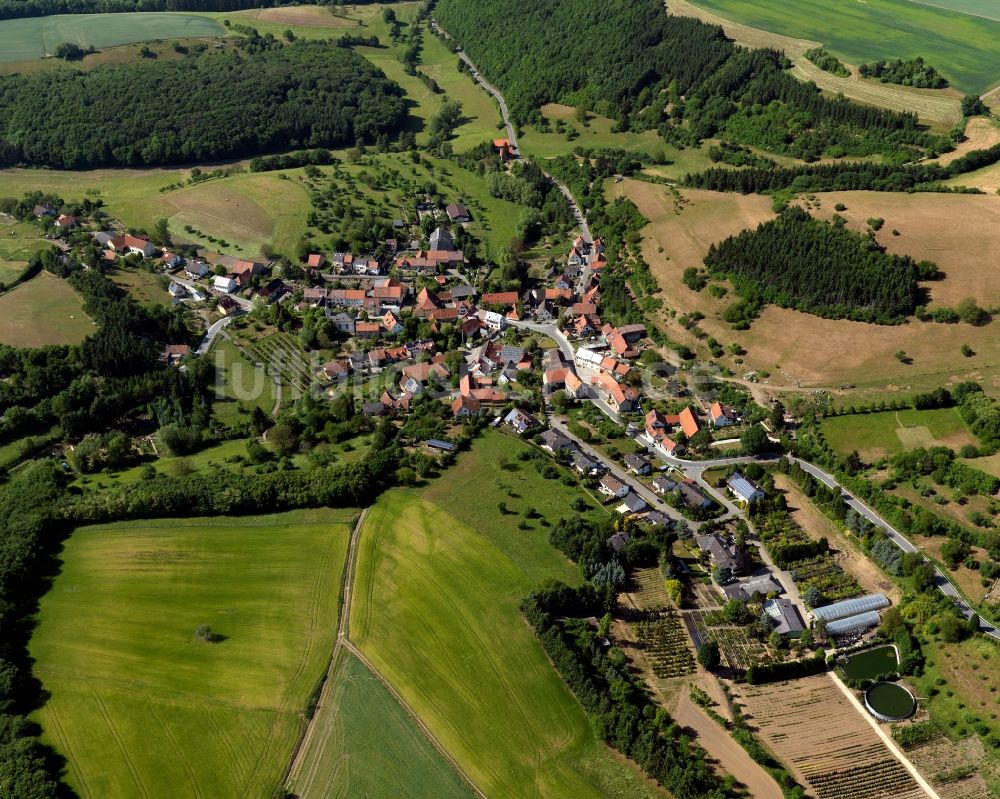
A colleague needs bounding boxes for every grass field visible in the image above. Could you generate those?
[669,0,963,127]
[350,490,665,799]
[0,271,94,347]
[820,408,976,460]
[0,12,224,62]
[209,337,277,422]
[419,428,606,582]
[0,217,48,277]
[519,104,666,161]
[109,267,171,307]
[163,171,311,257]
[289,651,474,799]
[31,509,355,799]
[618,179,1000,394]
[682,0,1000,95]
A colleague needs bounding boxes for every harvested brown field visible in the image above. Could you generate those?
[234,5,362,27]
[667,0,961,127]
[735,675,926,799]
[935,118,1000,166]
[619,178,1000,392]
[774,475,900,603]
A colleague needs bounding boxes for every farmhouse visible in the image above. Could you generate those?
[599,474,629,499]
[727,472,766,506]
[430,227,455,252]
[721,574,783,602]
[108,233,156,258]
[230,260,265,287]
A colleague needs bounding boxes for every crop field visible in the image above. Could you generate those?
[679,0,1000,95]
[239,331,316,399]
[632,615,696,678]
[350,491,665,799]
[0,12,225,63]
[619,179,1000,393]
[736,675,925,799]
[820,408,976,461]
[289,651,473,799]
[0,271,94,347]
[623,566,674,610]
[668,0,962,127]
[30,509,355,799]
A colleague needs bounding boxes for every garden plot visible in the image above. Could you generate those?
[632,615,695,679]
[736,675,925,799]
[686,610,768,670]
[906,734,993,799]
[623,567,673,611]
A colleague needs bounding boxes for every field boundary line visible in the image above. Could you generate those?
[827,672,942,799]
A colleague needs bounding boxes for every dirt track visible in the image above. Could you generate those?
[672,693,784,799]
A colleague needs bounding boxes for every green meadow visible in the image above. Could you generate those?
[31,510,354,799]
[290,651,474,799]
[819,407,975,461]
[348,430,661,799]
[0,12,225,62]
[686,0,1000,93]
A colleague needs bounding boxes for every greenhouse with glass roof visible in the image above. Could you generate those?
[812,593,890,623]
[825,611,883,637]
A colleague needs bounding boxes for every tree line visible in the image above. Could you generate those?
[435,0,947,160]
[685,141,1000,194]
[0,41,406,168]
[0,0,331,20]
[704,206,925,324]
[859,57,948,89]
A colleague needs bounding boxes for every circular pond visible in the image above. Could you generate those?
[864,682,915,721]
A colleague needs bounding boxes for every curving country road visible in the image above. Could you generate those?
[432,20,592,248]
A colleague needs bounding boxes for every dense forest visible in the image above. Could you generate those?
[0,42,406,168]
[434,0,948,160]
[704,206,925,324]
[859,57,948,89]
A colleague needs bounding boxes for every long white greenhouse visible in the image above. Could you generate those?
[825,610,883,637]
[812,593,890,623]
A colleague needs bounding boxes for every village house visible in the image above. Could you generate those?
[695,532,741,573]
[652,474,679,494]
[617,493,647,516]
[504,407,539,435]
[230,259,265,287]
[446,203,470,223]
[159,344,190,366]
[599,474,630,499]
[185,261,210,279]
[727,472,766,506]
[328,312,355,335]
[33,203,57,218]
[764,598,806,637]
[54,214,78,229]
[539,428,575,454]
[218,295,239,316]
[213,275,237,294]
[322,359,352,381]
[709,401,735,427]
[721,574,783,602]
[306,253,326,270]
[354,321,382,340]
[623,453,652,476]
[678,406,700,438]
[168,282,186,299]
[257,278,286,303]
[677,480,713,511]
[451,394,481,418]
[570,450,604,477]
[594,372,638,412]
